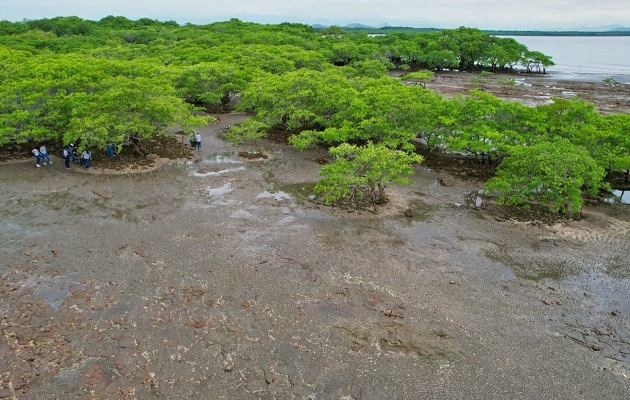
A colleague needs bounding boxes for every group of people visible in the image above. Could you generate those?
[62,144,92,169]
[190,132,202,150]
[31,145,52,167]
[32,143,92,169]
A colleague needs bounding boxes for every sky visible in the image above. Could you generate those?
[3,0,630,31]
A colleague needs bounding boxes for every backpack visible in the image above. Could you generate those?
[63,148,69,158]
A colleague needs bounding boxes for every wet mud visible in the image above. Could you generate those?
[1,112,630,399]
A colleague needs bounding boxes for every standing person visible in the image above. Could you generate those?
[39,145,52,165]
[31,147,41,168]
[69,143,77,164]
[63,146,71,169]
[195,132,202,150]
[106,143,116,157]
[82,149,91,169]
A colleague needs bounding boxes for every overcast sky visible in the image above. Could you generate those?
[4,0,629,30]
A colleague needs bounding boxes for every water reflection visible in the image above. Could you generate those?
[256,190,292,201]
[201,182,233,197]
[191,166,246,177]
[606,189,630,205]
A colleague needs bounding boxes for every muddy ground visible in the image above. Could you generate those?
[410,70,630,115]
[1,75,630,399]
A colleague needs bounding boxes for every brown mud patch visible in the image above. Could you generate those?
[423,71,630,115]
[237,150,269,160]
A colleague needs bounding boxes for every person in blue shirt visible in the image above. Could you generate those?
[82,149,91,168]
[39,145,52,165]
[31,148,41,168]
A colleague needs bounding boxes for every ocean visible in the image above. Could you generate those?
[501,35,630,84]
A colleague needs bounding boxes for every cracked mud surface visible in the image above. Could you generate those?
[1,112,630,399]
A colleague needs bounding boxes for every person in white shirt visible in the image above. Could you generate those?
[31,148,41,167]
[63,147,71,169]
[195,132,201,150]
[39,145,51,165]
[82,149,91,168]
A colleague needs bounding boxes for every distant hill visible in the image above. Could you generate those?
[573,24,630,32]
[312,23,630,36]
[343,23,375,29]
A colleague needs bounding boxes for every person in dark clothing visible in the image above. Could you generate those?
[63,147,71,169]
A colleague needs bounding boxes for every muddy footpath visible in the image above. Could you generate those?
[1,112,630,399]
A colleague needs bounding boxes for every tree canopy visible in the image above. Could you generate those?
[0,17,626,211]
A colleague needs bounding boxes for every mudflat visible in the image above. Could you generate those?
[416,70,630,115]
[1,78,630,399]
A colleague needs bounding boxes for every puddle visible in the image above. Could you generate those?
[605,189,630,205]
[20,275,82,310]
[230,209,256,219]
[199,154,244,164]
[200,182,233,198]
[191,166,246,177]
[256,190,293,201]
[605,253,630,280]
[454,191,485,208]
[563,272,630,316]
[398,199,435,223]
[277,182,317,205]
[188,153,247,177]
[293,209,338,221]
[485,248,580,281]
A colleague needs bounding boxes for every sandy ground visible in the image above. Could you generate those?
[1,108,630,399]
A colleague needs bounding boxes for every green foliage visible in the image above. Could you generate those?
[315,142,423,205]
[0,16,627,215]
[238,68,355,131]
[224,120,269,154]
[603,77,621,87]
[470,76,488,91]
[174,62,254,109]
[443,91,506,161]
[535,97,605,162]
[521,50,555,73]
[0,50,210,148]
[318,26,348,37]
[497,77,517,94]
[286,78,437,152]
[65,75,211,149]
[485,138,608,213]
[400,70,434,88]
[344,59,389,78]
[596,113,630,172]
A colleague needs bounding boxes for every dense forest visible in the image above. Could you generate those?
[1,16,628,212]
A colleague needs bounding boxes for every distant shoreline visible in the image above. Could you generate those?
[335,26,630,36]
[488,31,630,37]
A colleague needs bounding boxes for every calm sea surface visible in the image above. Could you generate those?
[502,36,630,83]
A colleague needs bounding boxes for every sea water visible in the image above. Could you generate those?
[502,35,630,83]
